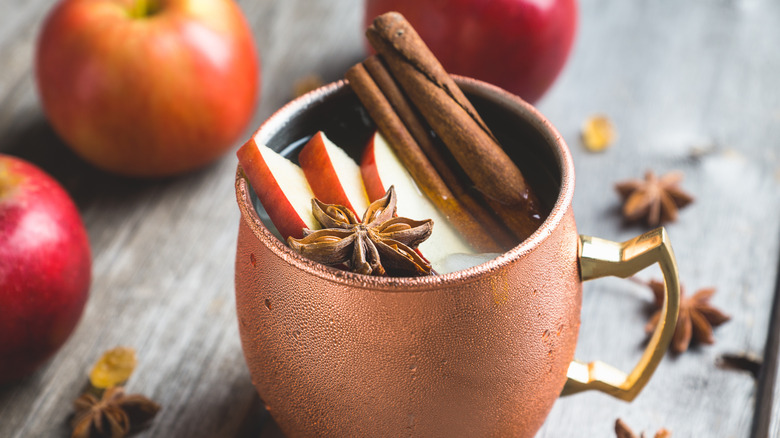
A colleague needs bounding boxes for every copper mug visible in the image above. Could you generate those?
[234,77,681,437]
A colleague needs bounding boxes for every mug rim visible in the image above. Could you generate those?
[235,75,575,291]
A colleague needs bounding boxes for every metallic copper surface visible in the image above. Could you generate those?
[235,78,580,437]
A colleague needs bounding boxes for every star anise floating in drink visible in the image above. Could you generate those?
[288,186,433,276]
[615,170,694,226]
[644,279,730,353]
[615,418,671,438]
[71,386,160,438]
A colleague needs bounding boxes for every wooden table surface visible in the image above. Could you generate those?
[2,0,779,436]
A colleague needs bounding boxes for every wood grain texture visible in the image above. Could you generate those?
[536,0,780,436]
[0,0,778,437]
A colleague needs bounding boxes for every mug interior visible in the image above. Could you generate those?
[242,77,574,287]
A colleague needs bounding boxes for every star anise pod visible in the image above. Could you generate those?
[645,279,730,353]
[615,418,671,438]
[72,386,160,438]
[615,170,694,226]
[287,186,433,276]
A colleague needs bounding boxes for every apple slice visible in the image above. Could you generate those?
[298,131,370,217]
[237,137,319,240]
[360,131,475,270]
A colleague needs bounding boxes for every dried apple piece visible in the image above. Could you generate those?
[89,346,138,389]
[581,114,616,152]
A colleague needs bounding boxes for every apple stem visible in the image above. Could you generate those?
[128,0,160,19]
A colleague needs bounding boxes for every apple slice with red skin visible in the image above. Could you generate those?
[298,131,370,217]
[237,138,319,240]
[360,131,475,269]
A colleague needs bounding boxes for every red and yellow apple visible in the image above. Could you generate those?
[0,154,91,384]
[237,138,319,241]
[298,131,370,217]
[35,0,260,177]
[364,0,577,103]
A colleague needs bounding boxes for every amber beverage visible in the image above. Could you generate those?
[234,77,681,437]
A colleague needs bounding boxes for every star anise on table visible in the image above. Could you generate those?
[644,279,730,354]
[615,418,671,438]
[71,386,160,438]
[615,170,694,226]
[287,186,433,276]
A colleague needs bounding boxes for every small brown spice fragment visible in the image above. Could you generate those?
[615,170,694,226]
[717,353,762,379]
[72,386,160,438]
[288,186,433,276]
[645,279,731,353]
[615,418,671,438]
[615,418,636,438]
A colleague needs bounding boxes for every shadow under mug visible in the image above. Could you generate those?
[234,77,680,437]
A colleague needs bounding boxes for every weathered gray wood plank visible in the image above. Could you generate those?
[537,0,780,436]
[0,0,778,437]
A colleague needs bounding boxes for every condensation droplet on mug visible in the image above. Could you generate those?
[250,253,257,267]
[264,299,272,310]
[557,324,564,336]
[542,329,550,340]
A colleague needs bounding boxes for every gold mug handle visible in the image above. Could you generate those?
[561,227,681,401]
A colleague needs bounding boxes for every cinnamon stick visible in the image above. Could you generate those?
[485,198,545,243]
[366,12,535,208]
[366,12,546,240]
[362,55,516,245]
[346,63,503,253]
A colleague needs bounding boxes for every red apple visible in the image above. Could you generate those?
[35,0,260,177]
[360,131,474,270]
[0,154,91,384]
[237,138,319,240]
[298,131,370,217]
[364,0,577,103]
